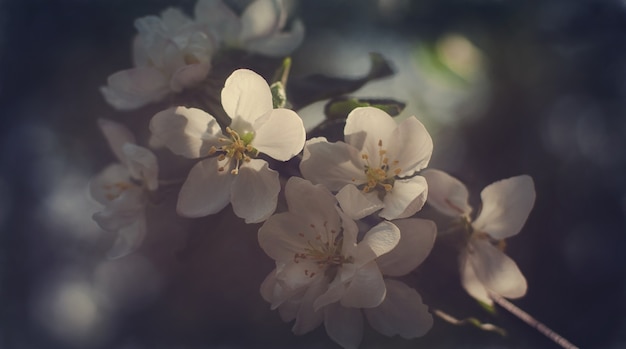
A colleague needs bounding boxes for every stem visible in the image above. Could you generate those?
[488,291,579,349]
[437,222,463,236]
[433,308,506,336]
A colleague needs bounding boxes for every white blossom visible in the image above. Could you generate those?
[149,68,305,223]
[101,8,217,110]
[194,0,305,57]
[259,177,435,348]
[300,107,433,221]
[90,119,158,258]
[422,169,535,305]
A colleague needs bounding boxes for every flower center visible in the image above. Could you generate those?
[209,127,258,175]
[183,53,200,65]
[293,221,354,279]
[473,231,507,252]
[360,139,402,194]
[102,181,133,201]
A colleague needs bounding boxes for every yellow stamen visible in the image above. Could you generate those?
[209,127,257,175]
[103,181,133,201]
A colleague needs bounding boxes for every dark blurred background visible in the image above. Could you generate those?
[1,0,626,348]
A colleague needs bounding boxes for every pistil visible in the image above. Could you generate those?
[103,181,133,201]
[293,222,354,279]
[361,139,402,194]
[208,127,258,174]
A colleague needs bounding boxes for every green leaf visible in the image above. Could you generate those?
[307,119,346,143]
[412,34,485,89]
[288,52,395,109]
[324,97,406,120]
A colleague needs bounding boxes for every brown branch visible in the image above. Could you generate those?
[488,291,579,349]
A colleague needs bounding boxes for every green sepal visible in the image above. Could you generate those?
[270,57,292,108]
[271,81,287,108]
[478,299,498,315]
[466,317,507,337]
[433,309,507,338]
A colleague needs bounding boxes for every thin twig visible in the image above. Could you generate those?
[488,291,579,349]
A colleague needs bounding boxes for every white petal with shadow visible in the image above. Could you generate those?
[231,159,279,223]
[473,175,535,239]
[253,108,305,161]
[379,176,428,220]
[177,157,233,217]
[377,218,436,277]
[421,169,472,217]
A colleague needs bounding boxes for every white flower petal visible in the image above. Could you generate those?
[258,212,315,262]
[252,108,305,161]
[160,7,192,29]
[170,62,211,92]
[468,239,528,299]
[376,218,436,277]
[239,0,281,42]
[356,221,401,264]
[261,264,311,311]
[473,175,535,239]
[106,214,147,259]
[344,107,397,164]
[260,268,279,304]
[93,188,144,232]
[340,260,386,308]
[245,19,305,57]
[132,23,162,65]
[324,304,363,349]
[133,16,173,67]
[387,116,433,176]
[313,277,347,311]
[421,169,472,217]
[231,159,279,223]
[177,157,233,217]
[459,251,492,305]
[150,106,222,159]
[184,31,217,63]
[89,164,132,205]
[278,299,300,322]
[283,177,341,240]
[134,15,164,36]
[97,119,136,166]
[194,0,241,42]
[300,138,365,191]
[132,35,151,67]
[222,69,273,132]
[338,208,360,260]
[292,277,327,335]
[364,279,433,339]
[275,261,323,294]
[122,143,159,191]
[101,67,169,110]
[336,184,384,220]
[379,176,428,220]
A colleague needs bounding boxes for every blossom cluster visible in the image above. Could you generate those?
[101,0,304,110]
[91,1,537,348]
